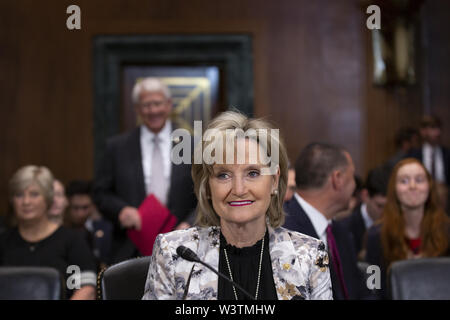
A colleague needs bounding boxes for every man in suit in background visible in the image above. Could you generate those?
[409,115,450,212]
[93,78,197,263]
[283,142,369,300]
[342,165,390,260]
[385,126,420,171]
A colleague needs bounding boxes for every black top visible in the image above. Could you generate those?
[0,226,97,298]
[218,230,277,300]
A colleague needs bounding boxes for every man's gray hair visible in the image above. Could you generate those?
[131,77,171,105]
[295,142,349,190]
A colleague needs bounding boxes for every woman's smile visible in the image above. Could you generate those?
[228,200,254,207]
[208,138,279,226]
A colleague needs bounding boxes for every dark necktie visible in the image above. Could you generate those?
[326,224,349,299]
[430,147,436,180]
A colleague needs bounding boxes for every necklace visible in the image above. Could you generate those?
[223,235,265,300]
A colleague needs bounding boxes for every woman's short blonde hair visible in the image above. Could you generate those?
[9,165,55,209]
[192,110,288,228]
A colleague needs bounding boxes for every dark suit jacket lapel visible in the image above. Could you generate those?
[355,205,365,234]
[166,125,196,220]
[353,205,366,254]
[129,127,146,202]
[442,147,450,184]
[167,124,186,209]
[331,220,364,300]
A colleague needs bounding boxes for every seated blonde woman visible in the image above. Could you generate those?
[143,111,332,300]
[0,165,97,299]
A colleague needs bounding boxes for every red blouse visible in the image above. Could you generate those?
[407,238,421,254]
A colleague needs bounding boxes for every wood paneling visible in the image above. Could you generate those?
[423,0,450,146]
[1,0,449,215]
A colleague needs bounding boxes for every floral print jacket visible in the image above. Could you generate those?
[142,225,332,300]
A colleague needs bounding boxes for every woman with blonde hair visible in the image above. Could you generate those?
[143,111,332,300]
[365,158,450,299]
[0,165,97,299]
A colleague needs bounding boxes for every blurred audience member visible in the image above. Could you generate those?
[283,163,296,202]
[436,183,448,214]
[342,165,390,260]
[48,179,68,226]
[385,126,420,170]
[0,165,97,299]
[66,180,113,270]
[365,158,450,299]
[283,143,369,300]
[93,77,197,263]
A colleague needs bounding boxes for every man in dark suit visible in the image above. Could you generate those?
[342,165,390,259]
[283,142,369,300]
[93,78,197,263]
[408,115,450,213]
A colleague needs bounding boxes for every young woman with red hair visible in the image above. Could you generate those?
[365,158,450,299]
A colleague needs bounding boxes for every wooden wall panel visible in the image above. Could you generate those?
[423,0,450,146]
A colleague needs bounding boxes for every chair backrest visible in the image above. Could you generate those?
[99,256,151,300]
[0,266,63,300]
[389,257,450,300]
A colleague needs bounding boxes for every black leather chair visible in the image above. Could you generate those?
[389,257,450,300]
[98,256,151,300]
[0,266,63,300]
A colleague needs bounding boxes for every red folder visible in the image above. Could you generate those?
[127,194,177,256]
